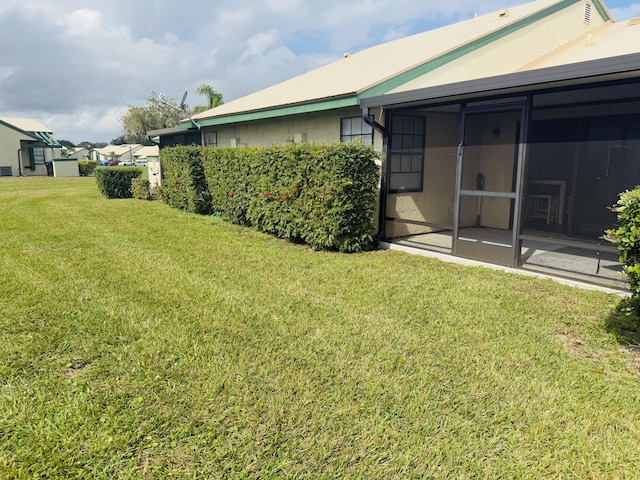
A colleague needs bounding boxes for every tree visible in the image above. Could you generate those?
[191,84,224,114]
[120,92,183,144]
[57,139,75,148]
[111,135,127,145]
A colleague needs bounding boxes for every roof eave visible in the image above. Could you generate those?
[186,95,360,128]
[360,52,640,109]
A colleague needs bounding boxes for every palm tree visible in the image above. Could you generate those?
[192,84,223,113]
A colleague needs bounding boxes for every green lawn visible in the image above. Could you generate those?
[1,177,639,479]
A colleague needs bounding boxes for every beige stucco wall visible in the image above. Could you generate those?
[386,111,459,238]
[390,1,607,93]
[0,125,30,176]
[204,107,369,148]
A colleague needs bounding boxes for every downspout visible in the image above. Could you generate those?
[17,148,23,177]
[362,107,388,241]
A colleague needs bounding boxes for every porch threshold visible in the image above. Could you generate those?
[378,240,629,296]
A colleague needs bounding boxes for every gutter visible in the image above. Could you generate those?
[362,107,388,241]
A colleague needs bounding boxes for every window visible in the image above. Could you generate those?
[29,147,46,170]
[203,131,218,147]
[388,114,425,193]
[340,117,373,145]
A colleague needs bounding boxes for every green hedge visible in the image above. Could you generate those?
[160,143,380,252]
[131,178,152,200]
[606,187,640,294]
[78,160,97,176]
[160,147,212,215]
[202,143,381,252]
[94,167,143,199]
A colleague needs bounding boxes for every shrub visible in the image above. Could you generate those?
[131,178,151,200]
[94,167,143,199]
[160,147,212,215]
[605,187,640,326]
[78,160,97,176]
[202,143,381,252]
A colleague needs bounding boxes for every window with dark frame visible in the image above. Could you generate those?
[203,131,218,147]
[340,117,373,145]
[388,114,425,193]
[29,147,46,170]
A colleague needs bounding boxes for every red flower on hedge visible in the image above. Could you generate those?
[239,215,244,221]
[305,154,312,159]
[173,177,178,184]
[226,205,231,210]
[229,190,236,196]
[265,191,270,196]
[282,194,287,201]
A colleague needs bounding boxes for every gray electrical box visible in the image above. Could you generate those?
[0,166,12,176]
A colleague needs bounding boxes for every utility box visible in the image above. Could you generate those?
[52,159,79,177]
[0,166,12,176]
[147,159,163,188]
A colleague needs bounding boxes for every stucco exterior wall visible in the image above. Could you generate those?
[0,125,30,176]
[390,1,607,93]
[205,107,367,148]
[385,111,459,238]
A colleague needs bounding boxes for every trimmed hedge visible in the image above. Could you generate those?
[160,143,380,252]
[160,146,213,215]
[206,143,380,252]
[78,160,97,176]
[94,167,143,199]
[131,178,152,200]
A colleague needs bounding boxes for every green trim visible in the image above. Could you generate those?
[591,0,610,22]
[187,0,583,128]
[193,96,359,128]
[360,0,581,98]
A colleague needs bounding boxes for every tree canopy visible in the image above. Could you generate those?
[191,84,224,114]
[120,92,183,144]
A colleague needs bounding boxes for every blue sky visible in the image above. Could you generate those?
[0,0,639,143]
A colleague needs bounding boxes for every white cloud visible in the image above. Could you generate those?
[241,30,279,60]
[0,0,637,144]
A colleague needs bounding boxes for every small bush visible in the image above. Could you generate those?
[78,160,97,176]
[131,178,151,200]
[605,187,640,326]
[160,147,212,215]
[94,167,143,199]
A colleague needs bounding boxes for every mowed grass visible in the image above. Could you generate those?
[1,177,639,479]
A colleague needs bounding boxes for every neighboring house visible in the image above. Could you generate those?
[0,117,61,177]
[64,147,91,160]
[132,145,159,163]
[93,144,144,163]
[155,0,640,288]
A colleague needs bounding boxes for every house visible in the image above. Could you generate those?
[0,117,61,176]
[132,145,159,164]
[93,144,144,163]
[64,147,92,160]
[156,0,640,288]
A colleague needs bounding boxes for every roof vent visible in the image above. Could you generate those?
[498,9,509,18]
[343,52,351,58]
[584,3,592,24]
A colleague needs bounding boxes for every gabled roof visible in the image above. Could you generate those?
[189,0,610,128]
[132,145,159,158]
[94,144,144,156]
[0,116,59,146]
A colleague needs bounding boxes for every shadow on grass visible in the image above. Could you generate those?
[605,297,640,346]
